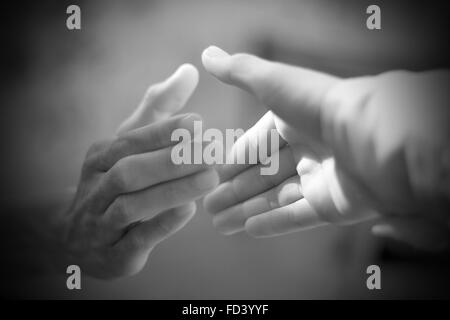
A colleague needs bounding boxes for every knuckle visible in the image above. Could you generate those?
[144,83,164,103]
[84,139,110,169]
[112,135,132,154]
[109,196,130,227]
[108,159,130,191]
[101,136,131,170]
[87,140,107,157]
[85,138,132,172]
[268,188,281,210]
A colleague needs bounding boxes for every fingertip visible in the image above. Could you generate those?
[150,63,199,118]
[201,45,230,76]
[181,201,197,217]
[117,64,200,134]
[164,63,199,97]
[245,217,270,238]
[173,63,199,88]
[202,45,230,60]
[202,48,273,98]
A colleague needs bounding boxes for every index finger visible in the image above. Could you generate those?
[87,113,201,172]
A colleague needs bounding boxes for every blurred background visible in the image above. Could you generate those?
[1,0,450,299]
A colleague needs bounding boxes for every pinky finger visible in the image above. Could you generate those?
[245,198,327,238]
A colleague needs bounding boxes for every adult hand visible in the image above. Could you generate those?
[61,64,219,278]
[202,46,450,251]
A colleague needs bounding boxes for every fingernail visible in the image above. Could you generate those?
[193,169,219,191]
[203,46,230,59]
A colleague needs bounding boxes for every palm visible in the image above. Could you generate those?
[275,112,378,228]
[204,111,377,237]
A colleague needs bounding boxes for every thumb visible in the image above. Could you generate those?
[117,63,199,136]
[201,46,340,145]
